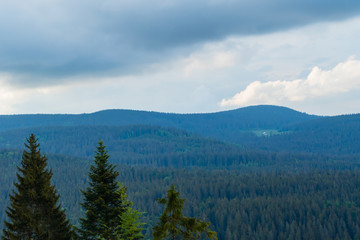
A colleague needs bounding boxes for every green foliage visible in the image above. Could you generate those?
[1,134,73,240]
[153,184,217,240]
[79,141,141,240]
[118,206,145,240]
[114,182,144,240]
[130,169,360,239]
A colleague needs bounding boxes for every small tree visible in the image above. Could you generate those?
[153,184,217,240]
[120,207,144,240]
[116,183,145,240]
[2,134,73,240]
[79,141,143,240]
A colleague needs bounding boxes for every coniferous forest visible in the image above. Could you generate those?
[1,105,360,239]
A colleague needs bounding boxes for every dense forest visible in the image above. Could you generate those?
[1,105,360,239]
[1,148,360,239]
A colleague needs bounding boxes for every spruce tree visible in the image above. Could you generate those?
[2,134,73,240]
[79,141,132,240]
[153,184,217,240]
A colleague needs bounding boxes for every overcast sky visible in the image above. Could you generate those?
[1,0,360,115]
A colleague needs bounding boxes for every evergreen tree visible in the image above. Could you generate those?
[79,141,134,240]
[2,134,73,240]
[153,184,217,240]
[119,207,144,240]
[115,183,144,240]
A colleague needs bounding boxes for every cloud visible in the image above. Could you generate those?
[0,73,27,113]
[1,0,360,86]
[182,50,236,77]
[220,58,360,107]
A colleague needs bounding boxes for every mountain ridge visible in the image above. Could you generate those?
[0,105,320,133]
[2,105,360,156]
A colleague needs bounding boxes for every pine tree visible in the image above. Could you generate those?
[153,184,217,240]
[79,141,134,240]
[2,134,73,240]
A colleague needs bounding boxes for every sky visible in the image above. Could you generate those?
[1,0,360,115]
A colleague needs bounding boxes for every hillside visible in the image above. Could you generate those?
[2,105,360,156]
[1,124,359,171]
[248,114,360,155]
[0,125,309,169]
[2,104,360,156]
[0,105,319,142]
[0,125,243,167]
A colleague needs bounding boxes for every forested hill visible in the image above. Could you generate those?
[0,125,246,167]
[249,113,360,155]
[3,105,360,156]
[0,105,318,135]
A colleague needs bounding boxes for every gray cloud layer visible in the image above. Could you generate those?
[1,0,360,86]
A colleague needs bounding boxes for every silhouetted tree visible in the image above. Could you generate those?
[2,134,73,240]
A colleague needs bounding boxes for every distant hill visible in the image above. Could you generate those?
[249,113,360,155]
[0,105,319,142]
[3,105,360,156]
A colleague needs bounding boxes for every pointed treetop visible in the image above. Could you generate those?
[2,133,73,240]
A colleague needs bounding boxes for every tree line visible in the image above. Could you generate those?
[1,134,216,240]
[1,125,360,172]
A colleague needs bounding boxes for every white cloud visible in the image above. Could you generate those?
[0,73,27,114]
[220,57,360,107]
[183,50,236,77]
